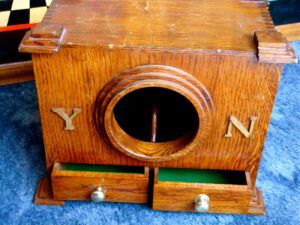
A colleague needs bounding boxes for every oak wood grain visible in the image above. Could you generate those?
[19,0,294,213]
[32,47,282,189]
[153,168,264,214]
[51,163,149,203]
[255,30,297,64]
[20,0,273,53]
[95,65,214,162]
[34,176,64,206]
[19,23,65,54]
[0,61,34,86]
[276,23,300,42]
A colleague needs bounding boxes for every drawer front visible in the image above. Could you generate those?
[153,168,254,213]
[51,163,149,203]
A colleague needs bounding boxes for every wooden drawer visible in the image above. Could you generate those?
[51,163,149,203]
[153,168,263,214]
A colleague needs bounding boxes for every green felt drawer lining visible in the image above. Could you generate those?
[59,164,246,185]
[60,163,145,174]
[158,168,246,185]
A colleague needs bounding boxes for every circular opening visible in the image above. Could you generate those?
[113,87,199,143]
[95,65,213,162]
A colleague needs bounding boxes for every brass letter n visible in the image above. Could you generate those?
[225,116,258,138]
[51,108,82,131]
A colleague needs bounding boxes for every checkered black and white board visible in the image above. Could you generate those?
[0,0,52,28]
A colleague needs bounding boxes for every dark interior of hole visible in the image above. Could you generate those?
[113,87,199,142]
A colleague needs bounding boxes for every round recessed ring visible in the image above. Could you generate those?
[94,65,214,162]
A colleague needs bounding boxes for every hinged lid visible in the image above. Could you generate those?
[19,0,297,64]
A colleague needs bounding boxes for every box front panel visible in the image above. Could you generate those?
[32,47,282,176]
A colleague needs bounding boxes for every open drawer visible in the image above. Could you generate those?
[51,163,149,203]
[153,168,264,214]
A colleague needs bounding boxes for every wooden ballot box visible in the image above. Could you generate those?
[19,0,297,214]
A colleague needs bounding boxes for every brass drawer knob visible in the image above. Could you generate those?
[91,187,105,202]
[194,194,210,212]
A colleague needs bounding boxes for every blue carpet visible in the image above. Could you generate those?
[0,42,299,225]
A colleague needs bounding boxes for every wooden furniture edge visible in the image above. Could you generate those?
[2,25,298,87]
[276,23,300,42]
[34,176,64,205]
[255,30,298,64]
[152,184,265,214]
[247,188,265,215]
[51,162,149,203]
[19,24,65,54]
[52,162,149,179]
[0,61,34,86]
[154,168,251,191]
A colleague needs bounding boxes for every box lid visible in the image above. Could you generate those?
[18,0,297,63]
